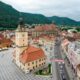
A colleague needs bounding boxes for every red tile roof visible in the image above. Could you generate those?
[20,46,46,63]
[0,38,12,47]
[61,31,68,36]
[34,24,57,31]
[73,33,80,40]
[0,34,4,40]
[39,35,55,41]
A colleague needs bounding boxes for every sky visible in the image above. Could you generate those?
[1,0,80,21]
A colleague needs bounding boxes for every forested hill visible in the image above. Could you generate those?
[47,16,80,26]
[0,1,80,30]
[0,1,51,30]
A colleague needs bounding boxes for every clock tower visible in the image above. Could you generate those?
[15,18,28,66]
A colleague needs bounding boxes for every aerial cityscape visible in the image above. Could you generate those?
[0,0,80,80]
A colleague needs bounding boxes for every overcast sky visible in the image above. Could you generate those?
[1,0,80,21]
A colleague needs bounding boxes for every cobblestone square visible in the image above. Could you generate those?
[0,48,52,80]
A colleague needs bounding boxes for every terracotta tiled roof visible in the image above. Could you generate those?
[0,34,4,40]
[0,44,7,48]
[73,33,80,40]
[2,38,12,44]
[34,24,57,31]
[66,36,76,42]
[38,34,55,41]
[61,31,68,36]
[0,38,12,47]
[20,46,46,63]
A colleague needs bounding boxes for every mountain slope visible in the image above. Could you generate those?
[0,1,51,30]
[22,12,51,24]
[48,16,80,26]
[0,1,19,29]
[0,1,80,30]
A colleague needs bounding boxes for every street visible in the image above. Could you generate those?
[0,38,76,80]
[51,37,70,80]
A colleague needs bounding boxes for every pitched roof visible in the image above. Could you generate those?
[39,34,55,41]
[34,24,57,31]
[0,34,4,40]
[20,46,46,63]
[73,33,80,40]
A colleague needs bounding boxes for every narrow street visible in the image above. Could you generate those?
[51,37,70,80]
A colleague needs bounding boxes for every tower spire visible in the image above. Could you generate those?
[19,17,24,26]
[18,12,25,27]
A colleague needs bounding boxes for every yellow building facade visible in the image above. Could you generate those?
[14,19,47,73]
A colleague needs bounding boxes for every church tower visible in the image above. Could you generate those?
[15,18,28,66]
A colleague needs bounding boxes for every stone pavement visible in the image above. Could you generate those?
[0,48,52,80]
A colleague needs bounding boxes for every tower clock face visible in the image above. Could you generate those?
[16,32,27,38]
[15,32,28,46]
[22,34,25,37]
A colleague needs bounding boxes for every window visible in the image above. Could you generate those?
[30,69,32,72]
[23,63,25,66]
[32,62,34,64]
[33,66,35,69]
[36,61,37,63]
[28,63,30,66]
[22,34,25,37]
[39,59,41,62]
[39,64,41,66]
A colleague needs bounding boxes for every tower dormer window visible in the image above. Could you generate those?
[22,34,24,37]
[15,18,28,47]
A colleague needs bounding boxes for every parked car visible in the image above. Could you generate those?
[61,73,66,80]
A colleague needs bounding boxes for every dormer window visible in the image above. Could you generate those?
[22,34,24,37]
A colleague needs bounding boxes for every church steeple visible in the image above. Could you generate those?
[16,18,26,32]
[15,17,28,66]
[15,18,28,48]
[19,18,24,26]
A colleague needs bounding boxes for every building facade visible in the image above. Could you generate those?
[13,19,47,73]
[62,39,80,80]
[31,24,58,38]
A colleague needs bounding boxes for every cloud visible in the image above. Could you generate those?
[1,0,80,21]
